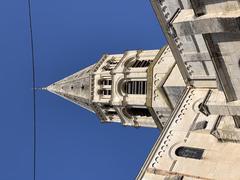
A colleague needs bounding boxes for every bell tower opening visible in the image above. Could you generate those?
[125,107,151,117]
[122,81,147,95]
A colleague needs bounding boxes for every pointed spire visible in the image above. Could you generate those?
[46,64,95,112]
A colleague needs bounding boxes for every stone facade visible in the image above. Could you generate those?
[137,1,240,180]
[137,88,240,180]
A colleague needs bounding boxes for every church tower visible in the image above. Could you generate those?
[46,46,185,129]
[38,0,240,179]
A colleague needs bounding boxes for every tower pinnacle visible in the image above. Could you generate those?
[46,64,95,112]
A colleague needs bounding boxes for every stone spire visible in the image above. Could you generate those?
[46,64,95,112]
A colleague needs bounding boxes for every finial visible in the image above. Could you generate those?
[33,87,47,91]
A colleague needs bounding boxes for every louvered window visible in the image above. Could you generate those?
[126,108,151,117]
[123,81,147,94]
[131,60,151,68]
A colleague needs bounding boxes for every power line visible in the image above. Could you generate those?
[27,0,37,180]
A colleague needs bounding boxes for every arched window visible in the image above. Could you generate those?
[123,81,147,94]
[125,108,151,117]
[130,60,152,68]
[175,146,204,160]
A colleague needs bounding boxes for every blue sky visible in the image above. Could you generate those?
[0,0,166,179]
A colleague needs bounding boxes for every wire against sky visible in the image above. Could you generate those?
[27,0,37,180]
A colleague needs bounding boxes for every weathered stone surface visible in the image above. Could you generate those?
[137,1,240,180]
